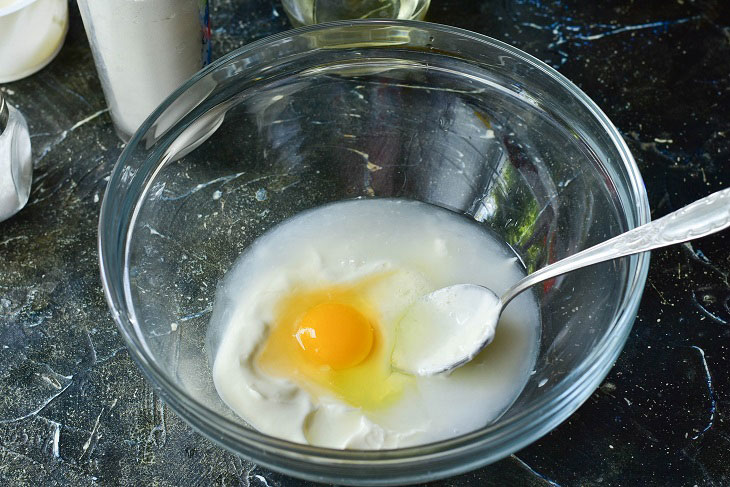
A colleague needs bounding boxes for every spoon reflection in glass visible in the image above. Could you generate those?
[392,187,730,376]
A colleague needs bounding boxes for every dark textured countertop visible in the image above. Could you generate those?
[1,0,729,485]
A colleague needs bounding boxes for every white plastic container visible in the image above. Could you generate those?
[0,0,69,83]
[77,0,211,142]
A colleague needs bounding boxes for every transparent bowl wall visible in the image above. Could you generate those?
[99,21,649,485]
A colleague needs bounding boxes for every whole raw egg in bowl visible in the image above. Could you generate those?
[99,20,649,485]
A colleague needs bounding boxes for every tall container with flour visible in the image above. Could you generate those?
[78,0,211,141]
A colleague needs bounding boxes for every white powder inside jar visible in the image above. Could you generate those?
[78,0,206,140]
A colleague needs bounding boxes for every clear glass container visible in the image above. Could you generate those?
[282,0,430,26]
[0,93,32,223]
[98,21,650,485]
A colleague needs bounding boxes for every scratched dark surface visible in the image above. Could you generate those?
[1,0,729,485]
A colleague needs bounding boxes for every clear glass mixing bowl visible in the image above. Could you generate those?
[98,20,650,485]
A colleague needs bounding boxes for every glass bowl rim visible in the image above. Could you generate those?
[98,18,650,483]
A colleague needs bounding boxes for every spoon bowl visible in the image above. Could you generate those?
[392,284,501,375]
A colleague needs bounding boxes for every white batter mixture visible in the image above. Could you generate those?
[209,199,540,449]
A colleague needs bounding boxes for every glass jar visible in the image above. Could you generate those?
[0,92,32,223]
[282,0,430,26]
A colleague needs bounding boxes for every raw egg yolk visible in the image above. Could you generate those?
[256,273,411,411]
[294,303,374,370]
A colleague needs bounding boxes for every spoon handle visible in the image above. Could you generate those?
[500,187,730,307]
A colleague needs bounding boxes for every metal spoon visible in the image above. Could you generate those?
[392,187,730,376]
